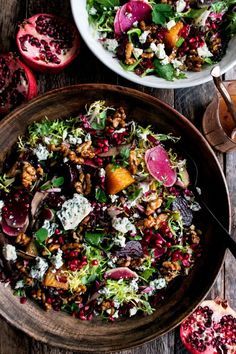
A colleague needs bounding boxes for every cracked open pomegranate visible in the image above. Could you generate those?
[0,53,37,115]
[16,14,80,73]
[180,298,236,353]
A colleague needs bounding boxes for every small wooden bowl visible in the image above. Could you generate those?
[0,84,230,352]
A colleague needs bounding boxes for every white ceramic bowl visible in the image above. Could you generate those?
[71,0,236,89]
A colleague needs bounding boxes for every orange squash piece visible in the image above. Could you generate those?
[165,21,184,49]
[105,164,135,195]
[43,268,68,290]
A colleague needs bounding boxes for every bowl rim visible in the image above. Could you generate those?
[70,0,236,89]
[0,83,231,351]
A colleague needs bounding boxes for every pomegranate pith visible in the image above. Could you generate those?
[0,53,37,115]
[180,298,236,354]
[16,14,80,73]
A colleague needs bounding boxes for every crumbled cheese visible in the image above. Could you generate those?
[57,193,93,230]
[189,201,201,211]
[68,135,82,145]
[114,128,126,133]
[166,20,176,30]
[42,220,58,237]
[113,234,126,248]
[110,194,119,203]
[155,43,167,60]
[30,257,48,281]
[103,39,119,53]
[133,21,138,27]
[112,217,136,234]
[2,244,17,261]
[150,278,167,290]
[130,307,138,317]
[160,57,170,65]
[197,43,213,58]
[133,47,143,58]
[130,279,139,291]
[171,58,184,69]
[196,187,202,195]
[89,6,97,15]
[139,31,150,44]
[99,168,106,178]
[0,200,4,222]
[176,0,186,13]
[15,280,24,289]
[195,10,211,27]
[33,144,49,161]
[150,42,158,53]
[51,249,63,269]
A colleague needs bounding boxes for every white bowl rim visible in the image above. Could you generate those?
[71,0,236,89]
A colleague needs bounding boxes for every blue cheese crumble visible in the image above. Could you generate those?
[33,144,49,161]
[51,249,63,269]
[57,193,93,231]
[2,244,17,261]
[112,217,136,234]
[30,257,48,281]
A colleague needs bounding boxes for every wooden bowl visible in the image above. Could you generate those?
[0,84,230,352]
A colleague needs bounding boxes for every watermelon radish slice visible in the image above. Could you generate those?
[1,216,29,237]
[145,146,177,187]
[105,267,138,279]
[116,1,152,35]
[114,8,122,37]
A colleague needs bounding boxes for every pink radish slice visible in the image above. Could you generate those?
[114,8,122,36]
[145,146,177,187]
[118,1,152,34]
[1,216,29,237]
[105,267,138,279]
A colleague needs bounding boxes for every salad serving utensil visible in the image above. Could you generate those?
[187,152,236,258]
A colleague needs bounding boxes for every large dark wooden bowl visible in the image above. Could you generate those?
[0,84,230,352]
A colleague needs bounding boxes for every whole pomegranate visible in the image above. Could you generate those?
[16,14,80,73]
[0,53,37,115]
[180,298,236,353]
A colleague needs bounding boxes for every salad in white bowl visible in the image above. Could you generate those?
[71,0,236,88]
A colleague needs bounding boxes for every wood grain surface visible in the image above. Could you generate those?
[0,0,235,353]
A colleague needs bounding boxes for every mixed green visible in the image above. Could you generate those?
[0,101,202,320]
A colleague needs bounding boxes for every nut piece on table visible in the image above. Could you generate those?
[43,268,68,290]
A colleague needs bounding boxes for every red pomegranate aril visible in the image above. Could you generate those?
[20,297,27,304]
[16,14,80,73]
[0,53,37,115]
[91,259,99,266]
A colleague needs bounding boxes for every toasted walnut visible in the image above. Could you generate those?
[141,52,154,59]
[75,284,87,294]
[185,50,204,72]
[36,165,44,176]
[108,107,126,129]
[44,303,52,311]
[22,162,37,188]
[143,213,168,229]
[162,261,181,271]
[146,198,163,216]
[129,150,139,175]
[117,256,131,267]
[139,20,147,31]
[48,144,61,152]
[76,141,95,159]
[16,232,31,246]
[74,172,91,195]
[48,244,60,252]
[125,42,134,64]
[130,257,145,268]
[101,300,112,311]
[24,277,34,286]
[15,261,27,274]
[61,242,82,251]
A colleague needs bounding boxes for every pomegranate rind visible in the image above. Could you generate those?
[180,298,236,354]
[16,13,80,73]
[0,53,37,115]
[105,267,138,279]
[117,1,152,34]
[145,146,177,187]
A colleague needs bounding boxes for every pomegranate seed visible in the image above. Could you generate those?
[20,297,27,304]
[54,228,61,235]
[91,259,99,266]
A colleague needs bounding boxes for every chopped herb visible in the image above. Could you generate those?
[128,188,142,201]
[179,8,207,19]
[85,231,105,247]
[95,0,120,7]
[0,175,15,193]
[176,37,184,48]
[141,268,155,281]
[95,187,107,203]
[127,28,142,42]
[52,176,64,188]
[120,59,142,71]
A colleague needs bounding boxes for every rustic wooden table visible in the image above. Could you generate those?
[0,0,235,353]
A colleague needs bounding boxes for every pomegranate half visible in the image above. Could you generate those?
[180,298,236,354]
[16,13,80,73]
[0,53,37,115]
